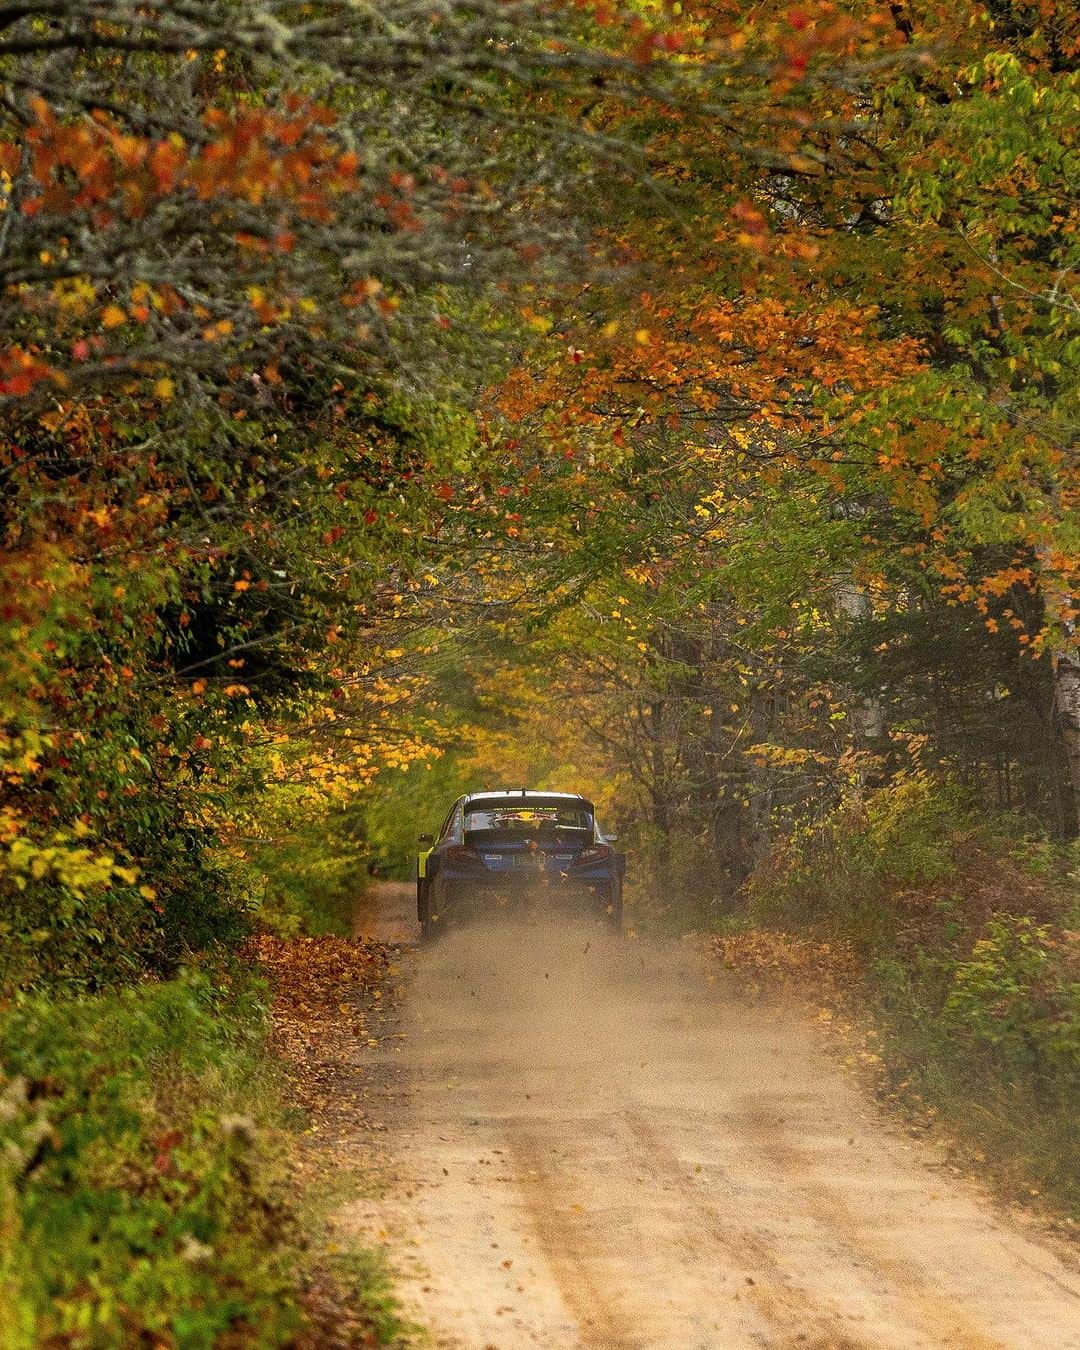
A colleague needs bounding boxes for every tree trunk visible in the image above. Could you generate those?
[832,576,886,741]
[1036,544,1080,836]
[1051,645,1080,835]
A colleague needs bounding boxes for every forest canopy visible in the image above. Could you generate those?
[0,0,1076,966]
[1,3,1079,1344]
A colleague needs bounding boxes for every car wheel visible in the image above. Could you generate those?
[420,886,441,945]
[420,907,443,944]
[417,878,429,925]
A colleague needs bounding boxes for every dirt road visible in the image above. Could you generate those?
[340,883,1080,1349]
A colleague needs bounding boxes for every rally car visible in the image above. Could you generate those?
[416,790,624,941]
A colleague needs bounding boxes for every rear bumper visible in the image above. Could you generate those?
[433,873,617,921]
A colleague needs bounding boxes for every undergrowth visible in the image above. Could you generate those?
[0,965,406,1349]
[743,774,1080,1218]
[242,801,373,940]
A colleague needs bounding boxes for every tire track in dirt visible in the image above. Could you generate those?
[499,1108,792,1349]
[740,1103,1075,1350]
[621,1112,872,1350]
[500,1124,654,1350]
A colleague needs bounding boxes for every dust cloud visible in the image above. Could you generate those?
[411,915,716,1086]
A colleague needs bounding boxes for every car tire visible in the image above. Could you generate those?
[419,884,439,945]
[417,878,429,925]
[420,905,444,943]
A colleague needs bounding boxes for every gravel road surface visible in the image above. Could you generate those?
[341,883,1080,1349]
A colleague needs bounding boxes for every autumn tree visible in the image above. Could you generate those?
[0,0,730,985]
[485,0,1080,852]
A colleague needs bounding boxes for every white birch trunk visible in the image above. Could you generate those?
[1035,543,1080,833]
[832,576,886,741]
[1051,642,1080,832]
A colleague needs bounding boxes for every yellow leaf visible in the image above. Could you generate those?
[101,304,127,329]
[522,308,553,334]
[154,376,175,401]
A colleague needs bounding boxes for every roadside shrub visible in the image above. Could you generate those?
[944,917,1080,1092]
[0,820,249,999]
[241,797,371,939]
[1005,829,1080,896]
[246,841,365,939]
[747,774,968,944]
[0,971,300,1350]
[851,776,967,886]
[628,825,738,933]
[743,773,1080,1214]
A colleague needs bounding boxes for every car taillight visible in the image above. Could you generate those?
[575,844,610,867]
[445,845,485,868]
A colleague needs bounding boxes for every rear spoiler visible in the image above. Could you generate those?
[466,795,594,817]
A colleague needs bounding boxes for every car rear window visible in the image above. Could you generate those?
[464,803,592,841]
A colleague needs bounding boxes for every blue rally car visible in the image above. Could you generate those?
[416,790,625,941]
